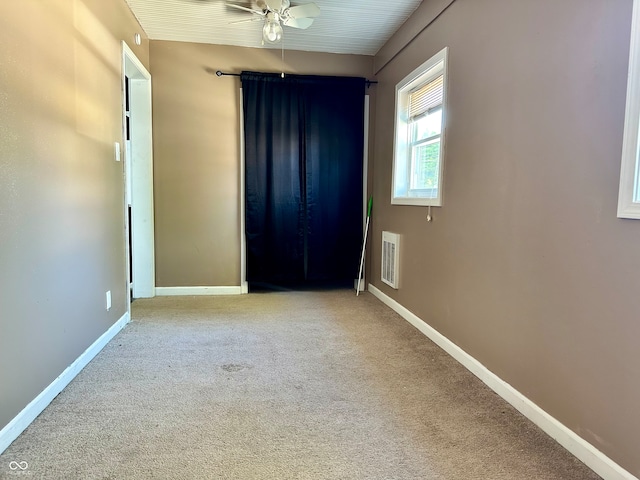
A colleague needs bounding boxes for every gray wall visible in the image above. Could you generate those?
[370,0,640,475]
[0,0,149,430]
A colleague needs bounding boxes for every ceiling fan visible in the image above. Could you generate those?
[227,0,320,45]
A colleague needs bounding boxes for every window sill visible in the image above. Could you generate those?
[617,201,640,219]
[391,197,442,207]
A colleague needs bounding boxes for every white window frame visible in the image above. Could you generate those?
[618,0,640,219]
[392,47,448,207]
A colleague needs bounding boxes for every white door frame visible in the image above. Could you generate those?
[240,89,249,293]
[122,42,155,299]
[358,94,370,290]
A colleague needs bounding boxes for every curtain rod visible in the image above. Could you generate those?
[215,70,378,88]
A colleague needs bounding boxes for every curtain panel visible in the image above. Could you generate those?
[241,71,366,286]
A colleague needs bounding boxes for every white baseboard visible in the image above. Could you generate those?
[0,311,130,455]
[368,284,637,480]
[155,286,243,296]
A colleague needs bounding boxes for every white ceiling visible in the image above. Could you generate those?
[124,0,423,56]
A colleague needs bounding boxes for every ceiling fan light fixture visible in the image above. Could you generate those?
[262,12,283,44]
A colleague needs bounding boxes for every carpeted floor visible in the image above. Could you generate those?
[0,290,601,479]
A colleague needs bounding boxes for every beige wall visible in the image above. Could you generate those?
[0,0,148,430]
[371,0,640,475]
[150,41,375,287]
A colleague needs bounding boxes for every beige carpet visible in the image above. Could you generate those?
[0,290,600,479]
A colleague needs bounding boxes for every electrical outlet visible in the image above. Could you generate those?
[105,291,112,311]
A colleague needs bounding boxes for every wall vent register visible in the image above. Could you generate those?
[381,231,400,289]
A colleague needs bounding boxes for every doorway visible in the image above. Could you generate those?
[122,42,155,300]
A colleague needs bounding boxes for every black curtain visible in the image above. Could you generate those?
[241,71,365,287]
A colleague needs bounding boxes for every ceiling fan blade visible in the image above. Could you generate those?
[287,3,320,19]
[226,3,264,15]
[283,16,314,29]
[265,0,282,11]
[229,17,263,25]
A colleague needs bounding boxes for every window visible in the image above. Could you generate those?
[618,0,640,219]
[392,47,448,206]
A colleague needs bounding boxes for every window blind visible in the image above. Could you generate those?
[408,74,443,120]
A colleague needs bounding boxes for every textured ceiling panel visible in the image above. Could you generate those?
[124,0,423,55]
